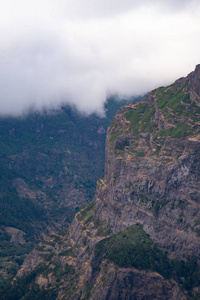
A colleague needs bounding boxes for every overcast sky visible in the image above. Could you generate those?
[0,0,200,116]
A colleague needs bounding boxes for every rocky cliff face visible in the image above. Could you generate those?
[7,65,200,299]
[99,65,200,261]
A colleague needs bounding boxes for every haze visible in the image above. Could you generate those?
[0,0,200,116]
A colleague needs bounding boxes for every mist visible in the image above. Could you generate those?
[0,0,200,116]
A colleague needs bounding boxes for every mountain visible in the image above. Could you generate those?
[0,97,139,288]
[2,65,200,299]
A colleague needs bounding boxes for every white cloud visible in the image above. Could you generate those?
[0,0,200,115]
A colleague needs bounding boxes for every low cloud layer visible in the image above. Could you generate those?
[0,0,200,116]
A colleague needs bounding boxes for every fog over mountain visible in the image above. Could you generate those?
[0,0,200,116]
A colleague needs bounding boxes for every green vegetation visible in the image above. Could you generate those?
[126,106,145,134]
[93,218,111,237]
[0,237,33,259]
[77,200,95,223]
[135,151,145,157]
[152,145,161,156]
[172,257,200,290]
[157,81,190,112]
[0,165,41,283]
[0,264,57,300]
[0,255,76,299]
[0,164,46,236]
[115,139,130,151]
[95,224,171,278]
[109,131,123,143]
[123,81,199,150]
[59,247,76,257]
[126,104,156,135]
[170,122,192,138]
[109,103,156,152]
[149,79,200,144]
[140,107,156,133]
[157,81,199,127]
[153,122,192,142]
[39,252,54,261]
[53,262,75,278]
[157,88,174,109]
[82,283,93,300]
[94,224,200,290]
[65,263,75,275]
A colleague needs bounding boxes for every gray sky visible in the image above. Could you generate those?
[0,0,200,116]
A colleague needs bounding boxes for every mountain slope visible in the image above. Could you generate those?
[4,65,200,299]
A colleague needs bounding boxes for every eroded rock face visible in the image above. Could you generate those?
[14,65,200,299]
[91,267,187,300]
[5,227,26,245]
[96,137,200,260]
[95,65,200,262]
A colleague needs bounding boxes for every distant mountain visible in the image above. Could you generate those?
[0,96,141,287]
[7,65,200,299]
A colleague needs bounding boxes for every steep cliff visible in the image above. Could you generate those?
[5,65,200,299]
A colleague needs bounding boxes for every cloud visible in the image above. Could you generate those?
[0,0,200,116]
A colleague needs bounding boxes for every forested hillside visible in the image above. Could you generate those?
[0,96,139,286]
